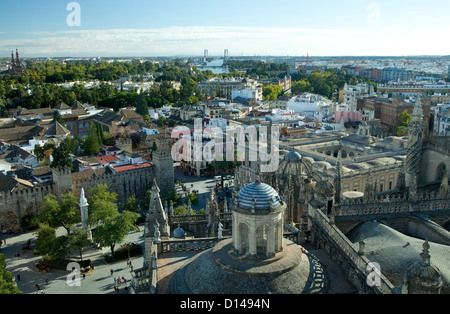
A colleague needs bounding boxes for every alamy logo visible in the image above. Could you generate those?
[171,118,280,173]
[66,2,81,27]
[66,262,81,287]
[366,262,381,287]
[366,2,381,27]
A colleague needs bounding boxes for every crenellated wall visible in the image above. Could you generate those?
[0,166,156,232]
[72,166,155,207]
[0,184,56,232]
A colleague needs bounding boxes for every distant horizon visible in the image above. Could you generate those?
[1,1,450,58]
[3,53,450,59]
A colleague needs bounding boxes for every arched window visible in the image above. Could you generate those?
[256,224,269,256]
[436,163,447,182]
[239,223,249,255]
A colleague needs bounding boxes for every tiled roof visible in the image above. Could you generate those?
[96,155,120,164]
[238,181,281,211]
[44,122,70,137]
[54,102,71,110]
[113,162,152,173]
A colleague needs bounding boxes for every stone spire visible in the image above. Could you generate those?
[411,95,424,124]
[396,161,406,192]
[439,170,449,197]
[145,179,170,239]
[405,96,424,187]
[419,240,431,267]
[15,49,20,66]
[406,240,443,294]
[255,169,261,185]
[334,161,342,205]
[364,170,374,200]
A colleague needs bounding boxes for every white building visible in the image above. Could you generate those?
[343,83,375,111]
[434,103,450,135]
[287,93,331,122]
[232,88,262,101]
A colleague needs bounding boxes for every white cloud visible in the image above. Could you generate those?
[1,25,449,57]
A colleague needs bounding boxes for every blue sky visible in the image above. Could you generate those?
[1,0,449,57]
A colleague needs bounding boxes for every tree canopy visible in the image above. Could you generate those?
[0,254,22,294]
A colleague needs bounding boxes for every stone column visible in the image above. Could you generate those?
[248,223,257,256]
[267,221,275,257]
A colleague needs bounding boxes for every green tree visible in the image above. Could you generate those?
[39,192,80,235]
[396,126,409,137]
[291,80,312,95]
[50,141,73,170]
[67,229,91,261]
[144,190,152,211]
[124,195,141,213]
[53,110,65,125]
[83,122,101,156]
[92,210,139,258]
[396,110,412,136]
[263,85,284,101]
[35,224,59,257]
[0,254,22,294]
[167,189,181,207]
[136,92,149,117]
[398,110,412,127]
[184,192,199,207]
[87,184,138,258]
[173,205,195,216]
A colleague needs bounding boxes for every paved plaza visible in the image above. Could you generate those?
[0,169,218,295]
[1,227,145,295]
[173,163,235,211]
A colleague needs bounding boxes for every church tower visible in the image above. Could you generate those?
[405,96,424,187]
[15,49,21,67]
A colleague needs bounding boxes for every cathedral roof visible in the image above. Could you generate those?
[237,181,281,211]
[170,238,329,294]
[284,150,302,162]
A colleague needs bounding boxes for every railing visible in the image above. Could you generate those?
[169,212,233,224]
[309,206,396,294]
[337,196,449,217]
[158,237,221,254]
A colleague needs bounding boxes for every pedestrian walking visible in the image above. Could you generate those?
[110,269,114,276]
[16,274,20,281]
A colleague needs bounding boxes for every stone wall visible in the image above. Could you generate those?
[72,166,155,207]
[0,166,156,232]
[0,184,56,232]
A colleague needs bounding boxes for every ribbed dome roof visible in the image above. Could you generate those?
[173,225,185,238]
[284,150,302,162]
[238,181,281,211]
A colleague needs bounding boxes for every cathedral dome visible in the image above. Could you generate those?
[170,238,329,294]
[173,225,185,238]
[284,150,302,162]
[237,181,281,211]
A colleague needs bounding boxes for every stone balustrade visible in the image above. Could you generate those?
[309,205,396,294]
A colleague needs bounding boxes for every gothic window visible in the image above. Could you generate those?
[436,163,447,182]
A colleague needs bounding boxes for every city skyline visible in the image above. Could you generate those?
[1,0,450,57]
